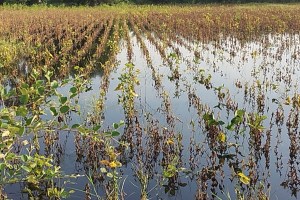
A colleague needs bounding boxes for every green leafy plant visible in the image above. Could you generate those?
[0,67,90,198]
[115,62,140,118]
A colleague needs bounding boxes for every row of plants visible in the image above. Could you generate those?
[0,5,299,73]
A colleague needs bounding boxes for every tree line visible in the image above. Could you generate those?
[0,0,299,7]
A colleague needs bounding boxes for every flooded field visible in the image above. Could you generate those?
[1,5,300,200]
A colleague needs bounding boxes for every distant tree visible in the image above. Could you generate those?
[26,0,41,5]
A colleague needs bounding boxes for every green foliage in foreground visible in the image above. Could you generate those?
[0,66,111,198]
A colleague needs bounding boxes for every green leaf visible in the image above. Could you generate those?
[226,124,235,131]
[203,114,209,120]
[1,122,8,128]
[0,163,5,171]
[21,155,28,162]
[21,83,29,90]
[93,125,101,131]
[50,107,58,116]
[61,125,68,130]
[29,162,37,169]
[36,80,44,86]
[236,109,245,117]
[231,117,241,125]
[70,93,77,98]
[8,90,16,98]
[62,79,70,85]
[71,124,80,129]
[16,106,28,117]
[77,126,88,134]
[60,96,67,104]
[20,94,29,105]
[6,153,16,160]
[261,115,267,120]
[163,170,174,178]
[27,175,38,184]
[104,132,112,136]
[17,126,25,136]
[119,120,125,126]
[113,123,119,129]
[111,131,120,137]
[45,71,53,82]
[70,87,77,94]
[163,165,177,178]
[0,115,9,121]
[51,81,58,89]
[37,87,45,95]
[218,121,225,125]
[125,62,134,68]
[8,126,20,135]
[26,117,34,126]
[25,115,37,126]
[60,106,69,114]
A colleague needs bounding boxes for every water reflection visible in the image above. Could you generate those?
[1,33,300,199]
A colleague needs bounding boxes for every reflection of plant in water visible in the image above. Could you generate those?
[100,126,124,200]
[134,163,150,200]
[193,68,212,89]
[73,119,127,200]
[162,155,190,196]
[167,53,183,97]
[122,19,133,62]
[247,112,267,157]
[202,109,261,195]
[222,183,269,200]
[213,84,227,101]
[168,53,181,80]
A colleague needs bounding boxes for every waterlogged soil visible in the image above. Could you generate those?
[2,32,299,199]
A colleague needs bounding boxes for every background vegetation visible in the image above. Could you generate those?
[0,0,299,6]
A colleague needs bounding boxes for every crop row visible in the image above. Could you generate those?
[0,6,299,73]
